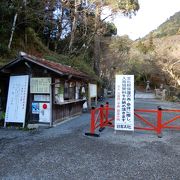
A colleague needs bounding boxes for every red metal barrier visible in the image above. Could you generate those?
[161,109,180,130]
[85,103,180,137]
[85,102,114,137]
[134,108,180,137]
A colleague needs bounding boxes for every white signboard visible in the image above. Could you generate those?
[5,75,29,127]
[30,78,51,93]
[89,84,97,98]
[34,95,50,102]
[115,75,134,131]
[39,103,50,123]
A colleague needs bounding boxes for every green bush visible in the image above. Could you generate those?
[0,43,9,55]
[1,111,5,119]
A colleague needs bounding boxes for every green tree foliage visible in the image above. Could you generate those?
[103,22,117,36]
[136,41,148,54]
[100,35,132,88]
[110,35,132,54]
[0,0,47,50]
[136,34,155,54]
[104,0,139,16]
[177,27,180,35]
[0,0,140,78]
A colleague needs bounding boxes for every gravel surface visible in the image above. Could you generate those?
[0,96,180,180]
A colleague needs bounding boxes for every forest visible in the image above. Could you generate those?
[0,0,179,100]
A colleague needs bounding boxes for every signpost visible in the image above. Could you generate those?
[4,75,29,128]
[115,75,134,131]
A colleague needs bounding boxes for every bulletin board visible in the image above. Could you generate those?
[30,77,51,125]
[30,78,51,93]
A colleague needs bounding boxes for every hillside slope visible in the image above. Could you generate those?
[147,11,180,38]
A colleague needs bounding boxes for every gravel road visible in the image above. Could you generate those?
[0,96,179,180]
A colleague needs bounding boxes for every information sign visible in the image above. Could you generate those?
[89,84,97,98]
[5,75,29,127]
[39,103,50,123]
[115,75,134,131]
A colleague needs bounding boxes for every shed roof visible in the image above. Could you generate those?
[0,52,90,80]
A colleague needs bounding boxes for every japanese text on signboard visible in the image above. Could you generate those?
[115,75,134,131]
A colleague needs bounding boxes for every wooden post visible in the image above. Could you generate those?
[50,83,53,127]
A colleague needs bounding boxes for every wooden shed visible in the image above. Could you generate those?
[0,52,92,127]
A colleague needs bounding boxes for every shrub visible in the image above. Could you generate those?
[0,43,9,56]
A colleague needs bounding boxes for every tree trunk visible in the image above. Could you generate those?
[69,0,78,52]
[93,2,101,76]
[24,0,28,46]
[93,34,100,76]
[8,13,18,50]
[54,4,64,52]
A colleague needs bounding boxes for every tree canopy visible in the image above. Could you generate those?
[0,0,140,75]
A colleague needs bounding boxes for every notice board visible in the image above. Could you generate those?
[5,75,29,127]
[89,84,97,98]
[115,75,134,131]
[30,78,51,93]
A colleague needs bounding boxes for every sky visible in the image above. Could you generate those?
[110,0,180,40]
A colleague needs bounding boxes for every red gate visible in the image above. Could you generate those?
[85,103,180,137]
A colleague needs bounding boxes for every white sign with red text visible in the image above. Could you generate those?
[115,75,134,131]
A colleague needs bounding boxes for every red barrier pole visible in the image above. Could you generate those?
[100,105,104,128]
[90,107,96,134]
[157,107,163,138]
[85,107,100,137]
[105,102,109,123]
